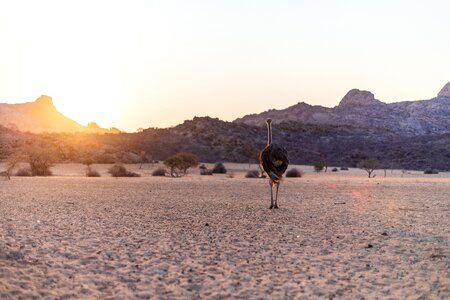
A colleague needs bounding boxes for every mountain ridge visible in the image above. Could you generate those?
[234,82,450,136]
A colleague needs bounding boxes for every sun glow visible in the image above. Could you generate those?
[1,1,450,131]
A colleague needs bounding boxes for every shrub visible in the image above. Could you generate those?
[164,152,199,177]
[245,170,260,178]
[200,169,213,175]
[331,167,339,172]
[152,168,166,176]
[313,162,324,172]
[340,167,349,171]
[424,168,439,174]
[86,167,101,177]
[286,168,302,177]
[199,164,207,170]
[15,166,32,177]
[108,164,140,177]
[212,162,227,174]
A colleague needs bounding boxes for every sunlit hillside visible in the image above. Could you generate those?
[0,96,120,134]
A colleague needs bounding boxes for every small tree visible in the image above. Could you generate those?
[16,143,56,176]
[164,152,199,177]
[357,158,382,178]
[3,153,22,179]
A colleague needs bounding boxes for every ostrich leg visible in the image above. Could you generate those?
[269,181,274,209]
[274,183,280,209]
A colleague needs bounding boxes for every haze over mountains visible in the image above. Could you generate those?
[1,81,449,136]
[235,81,450,136]
[0,95,120,134]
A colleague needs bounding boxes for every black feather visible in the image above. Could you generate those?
[259,143,289,183]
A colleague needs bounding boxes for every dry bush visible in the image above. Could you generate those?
[331,167,339,172]
[286,168,302,178]
[152,168,166,176]
[424,168,439,174]
[212,162,227,174]
[313,162,324,172]
[340,167,349,171]
[86,166,101,177]
[200,169,213,175]
[15,166,32,177]
[245,170,260,178]
[108,164,140,177]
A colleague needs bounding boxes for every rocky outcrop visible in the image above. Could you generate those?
[338,89,383,107]
[235,82,450,136]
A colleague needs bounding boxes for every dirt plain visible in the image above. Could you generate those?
[0,163,449,299]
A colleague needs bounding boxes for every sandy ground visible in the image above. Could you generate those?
[0,164,449,299]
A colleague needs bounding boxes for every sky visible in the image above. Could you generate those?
[1,0,449,132]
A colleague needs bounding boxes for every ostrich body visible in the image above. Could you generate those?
[259,119,289,209]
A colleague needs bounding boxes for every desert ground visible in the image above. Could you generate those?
[0,163,449,299]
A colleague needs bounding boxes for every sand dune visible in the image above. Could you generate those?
[0,164,449,299]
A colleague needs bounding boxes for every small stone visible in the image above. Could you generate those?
[366,244,373,248]
[205,223,209,226]
[381,232,388,236]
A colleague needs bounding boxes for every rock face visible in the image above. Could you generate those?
[0,96,120,133]
[235,83,450,136]
[338,89,382,107]
[438,81,450,97]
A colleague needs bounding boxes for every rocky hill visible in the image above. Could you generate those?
[235,82,450,136]
[0,95,120,134]
[1,83,449,171]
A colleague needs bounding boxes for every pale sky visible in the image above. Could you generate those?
[1,0,449,131]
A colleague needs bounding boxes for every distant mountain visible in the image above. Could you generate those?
[235,82,450,136]
[1,84,449,171]
[0,95,120,134]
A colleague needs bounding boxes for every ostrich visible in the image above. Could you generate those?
[259,118,289,209]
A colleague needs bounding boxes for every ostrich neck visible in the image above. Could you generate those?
[267,123,272,145]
